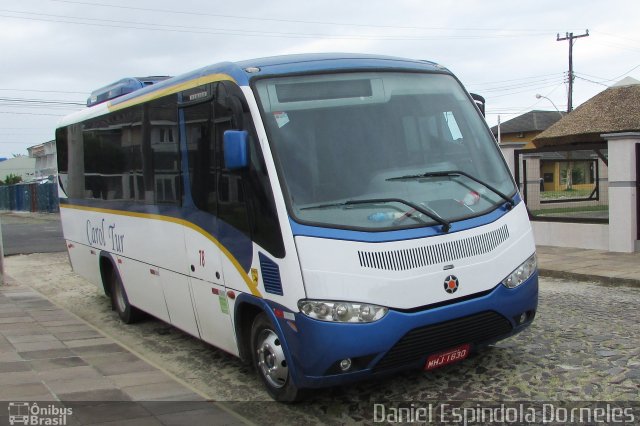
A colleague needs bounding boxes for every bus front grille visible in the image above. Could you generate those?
[373,311,512,372]
[358,224,509,271]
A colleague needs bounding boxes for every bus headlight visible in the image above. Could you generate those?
[298,300,388,323]
[502,254,537,288]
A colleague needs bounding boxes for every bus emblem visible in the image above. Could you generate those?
[444,275,459,294]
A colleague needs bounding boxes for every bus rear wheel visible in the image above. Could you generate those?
[110,270,142,324]
[250,313,300,402]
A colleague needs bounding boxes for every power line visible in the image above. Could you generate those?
[0,88,88,95]
[591,39,640,54]
[45,0,556,33]
[466,72,561,86]
[482,81,566,99]
[574,75,609,87]
[0,97,84,106]
[0,111,66,116]
[0,10,549,41]
[592,30,640,44]
[590,31,640,53]
[575,64,640,84]
[509,83,566,118]
[474,76,565,93]
[0,103,80,111]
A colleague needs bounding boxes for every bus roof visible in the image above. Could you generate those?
[57,53,447,128]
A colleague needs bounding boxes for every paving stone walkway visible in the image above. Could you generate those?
[0,277,249,426]
[536,245,640,286]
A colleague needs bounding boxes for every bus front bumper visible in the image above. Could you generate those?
[273,272,538,389]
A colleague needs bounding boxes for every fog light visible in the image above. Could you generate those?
[339,358,352,371]
[519,312,527,324]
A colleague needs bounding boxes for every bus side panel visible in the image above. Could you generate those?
[117,258,170,323]
[66,242,102,288]
[60,207,101,287]
[190,278,238,355]
[59,207,190,274]
[159,268,201,338]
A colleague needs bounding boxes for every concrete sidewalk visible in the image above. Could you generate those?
[0,276,248,425]
[536,245,640,287]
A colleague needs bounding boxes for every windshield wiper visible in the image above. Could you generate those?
[301,197,451,232]
[387,170,515,209]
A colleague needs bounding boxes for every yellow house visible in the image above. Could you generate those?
[490,110,565,149]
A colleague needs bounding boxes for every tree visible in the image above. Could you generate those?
[3,173,22,185]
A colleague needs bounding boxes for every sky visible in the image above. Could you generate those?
[1,0,639,158]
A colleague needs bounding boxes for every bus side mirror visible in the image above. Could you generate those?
[223,130,249,170]
[470,93,486,117]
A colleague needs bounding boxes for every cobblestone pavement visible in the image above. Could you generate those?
[5,253,640,424]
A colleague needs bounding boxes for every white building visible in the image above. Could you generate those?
[27,140,57,181]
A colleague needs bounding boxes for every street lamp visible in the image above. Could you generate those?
[535,94,563,117]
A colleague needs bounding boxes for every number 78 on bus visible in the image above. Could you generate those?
[56,53,538,401]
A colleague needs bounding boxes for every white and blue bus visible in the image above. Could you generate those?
[56,54,538,401]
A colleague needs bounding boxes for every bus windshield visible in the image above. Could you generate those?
[255,72,516,231]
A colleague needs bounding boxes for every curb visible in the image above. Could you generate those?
[538,269,640,288]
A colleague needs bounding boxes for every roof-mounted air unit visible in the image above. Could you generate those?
[87,76,172,107]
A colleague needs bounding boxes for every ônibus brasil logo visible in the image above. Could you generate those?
[444,275,459,294]
[8,402,72,425]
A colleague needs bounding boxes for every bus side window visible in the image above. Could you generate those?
[184,97,217,214]
[83,107,143,201]
[148,95,181,204]
[214,82,285,258]
[213,83,250,237]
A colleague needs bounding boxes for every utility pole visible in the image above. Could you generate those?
[557,30,589,112]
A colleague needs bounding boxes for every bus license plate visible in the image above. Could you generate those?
[424,344,470,370]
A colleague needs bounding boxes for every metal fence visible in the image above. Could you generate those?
[514,143,608,223]
[0,182,59,213]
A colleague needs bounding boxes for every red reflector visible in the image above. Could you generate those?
[226,290,236,299]
[273,308,284,318]
[211,288,220,295]
[67,243,74,249]
[150,269,157,275]
[117,258,123,264]
[90,250,96,255]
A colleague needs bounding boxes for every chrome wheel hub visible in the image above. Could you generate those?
[256,329,288,388]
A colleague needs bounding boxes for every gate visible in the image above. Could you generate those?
[514,143,608,223]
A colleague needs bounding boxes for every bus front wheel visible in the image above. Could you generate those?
[250,312,300,402]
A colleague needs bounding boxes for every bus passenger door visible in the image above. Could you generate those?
[180,88,238,355]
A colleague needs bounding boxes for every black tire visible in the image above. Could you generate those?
[109,269,143,324]
[250,312,300,402]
